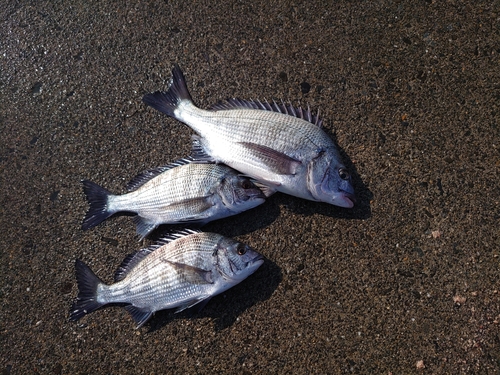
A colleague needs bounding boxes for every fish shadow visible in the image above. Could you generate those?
[204,198,282,237]
[145,257,282,332]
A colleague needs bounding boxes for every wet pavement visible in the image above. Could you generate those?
[1,1,499,373]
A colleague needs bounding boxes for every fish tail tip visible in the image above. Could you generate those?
[81,180,114,230]
[142,64,192,118]
[69,259,105,322]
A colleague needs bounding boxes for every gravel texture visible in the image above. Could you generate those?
[1,1,499,373]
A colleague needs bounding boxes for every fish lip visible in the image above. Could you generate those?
[250,189,267,200]
[234,188,266,203]
[243,255,265,274]
[223,255,265,282]
[336,192,356,208]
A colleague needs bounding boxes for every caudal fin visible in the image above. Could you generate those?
[81,179,114,230]
[142,64,192,118]
[69,259,106,322]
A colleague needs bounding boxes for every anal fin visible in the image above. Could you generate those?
[174,296,212,314]
[124,305,153,329]
[133,216,157,240]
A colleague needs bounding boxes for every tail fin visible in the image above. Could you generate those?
[81,179,114,230]
[142,64,192,118]
[69,259,106,322]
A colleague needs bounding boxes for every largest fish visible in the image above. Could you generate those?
[143,64,355,208]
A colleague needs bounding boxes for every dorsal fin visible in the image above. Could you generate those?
[209,98,323,128]
[154,228,203,247]
[126,157,195,192]
[114,247,158,282]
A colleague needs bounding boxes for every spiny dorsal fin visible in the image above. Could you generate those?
[114,247,157,282]
[155,228,203,246]
[126,157,195,192]
[114,229,203,282]
[209,98,323,128]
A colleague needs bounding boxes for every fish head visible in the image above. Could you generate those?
[214,237,264,283]
[307,147,356,208]
[217,175,266,212]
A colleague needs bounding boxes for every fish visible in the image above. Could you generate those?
[69,229,264,328]
[142,64,355,208]
[81,158,266,239]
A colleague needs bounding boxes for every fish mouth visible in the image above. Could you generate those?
[335,192,356,208]
[249,255,265,268]
[233,255,265,281]
[235,187,266,202]
[246,254,265,273]
[250,189,267,200]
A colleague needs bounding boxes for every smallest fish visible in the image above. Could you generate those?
[69,229,264,328]
[82,158,266,239]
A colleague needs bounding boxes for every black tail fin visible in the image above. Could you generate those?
[81,179,114,230]
[142,64,192,118]
[69,259,106,322]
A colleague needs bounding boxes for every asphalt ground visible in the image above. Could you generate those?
[1,1,499,373]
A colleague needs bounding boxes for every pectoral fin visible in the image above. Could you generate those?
[166,196,214,221]
[238,142,301,175]
[164,261,214,285]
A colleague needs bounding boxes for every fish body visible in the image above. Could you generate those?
[69,229,264,328]
[82,158,266,239]
[143,65,355,208]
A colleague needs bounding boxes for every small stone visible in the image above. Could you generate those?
[431,230,442,238]
[453,295,466,304]
[300,82,311,94]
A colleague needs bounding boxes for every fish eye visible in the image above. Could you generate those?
[241,180,253,189]
[237,244,247,255]
[338,168,350,180]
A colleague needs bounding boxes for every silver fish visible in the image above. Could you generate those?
[69,229,264,328]
[81,158,266,239]
[143,64,355,208]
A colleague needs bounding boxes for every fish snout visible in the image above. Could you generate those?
[335,192,356,208]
